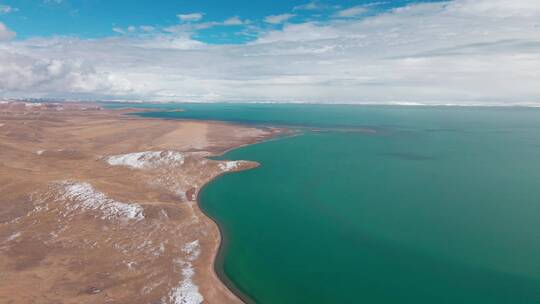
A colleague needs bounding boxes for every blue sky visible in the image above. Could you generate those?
[1,0,539,104]
[1,0,441,42]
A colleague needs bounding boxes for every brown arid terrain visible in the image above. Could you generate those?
[0,101,280,304]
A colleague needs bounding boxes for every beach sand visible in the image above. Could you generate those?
[0,102,279,304]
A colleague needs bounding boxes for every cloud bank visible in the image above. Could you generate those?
[1,0,540,105]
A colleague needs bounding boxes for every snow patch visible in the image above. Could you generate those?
[219,161,240,172]
[142,279,165,295]
[182,240,200,261]
[58,181,144,221]
[24,102,42,108]
[170,240,203,304]
[159,209,169,219]
[125,261,137,271]
[106,151,185,170]
[36,149,75,155]
[176,190,188,202]
[6,232,21,242]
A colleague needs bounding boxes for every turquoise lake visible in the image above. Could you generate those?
[106,103,540,303]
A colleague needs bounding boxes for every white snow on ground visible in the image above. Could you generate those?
[219,161,240,172]
[182,240,200,261]
[58,181,144,221]
[169,240,203,304]
[36,149,74,155]
[24,102,42,108]
[106,151,184,170]
[5,232,21,242]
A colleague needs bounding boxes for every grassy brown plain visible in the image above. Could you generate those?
[0,102,280,304]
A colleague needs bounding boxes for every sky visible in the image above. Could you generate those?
[0,0,539,104]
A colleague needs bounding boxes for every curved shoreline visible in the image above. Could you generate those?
[120,106,299,303]
[194,131,297,304]
[196,174,256,304]
[195,134,292,304]
[120,106,288,303]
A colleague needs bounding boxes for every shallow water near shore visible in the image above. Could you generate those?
[108,103,540,303]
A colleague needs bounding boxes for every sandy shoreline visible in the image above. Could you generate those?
[0,102,281,304]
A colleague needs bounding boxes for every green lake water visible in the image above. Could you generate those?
[106,103,540,303]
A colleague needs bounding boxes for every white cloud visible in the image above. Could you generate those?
[447,0,540,17]
[165,16,248,34]
[1,0,540,105]
[294,2,320,11]
[177,13,203,22]
[293,1,340,11]
[43,0,64,4]
[114,25,157,35]
[0,48,133,97]
[112,27,125,34]
[224,16,245,26]
[264,13,296,24]
[140,25,155,32]
[0,22,16,41]
[334,6,368,18]
[0,4,16,14]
